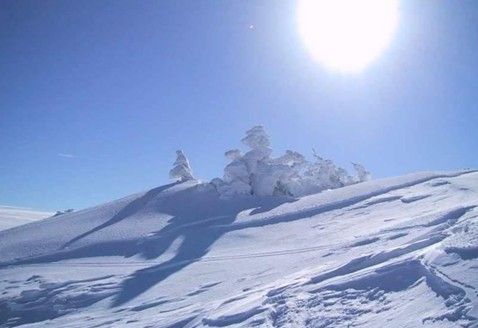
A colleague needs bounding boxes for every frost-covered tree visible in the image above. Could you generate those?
[301,152,354,193]
[241,126,272,175]
[225,149,242,161]
[269,150,307,196]
[169,150,194,182]
[252,162,285,196]
[218,141,307,197]
[352,162,372,182]
[239,126,292,196]
[212,126,372,198]
[241,126,271,152]
[274,150,306,168]
[336,167,354,186]
[223,157,249,185]
[213,126,273,197]
[221,149,251,195]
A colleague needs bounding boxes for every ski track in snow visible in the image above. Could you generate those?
[0,170,477,327]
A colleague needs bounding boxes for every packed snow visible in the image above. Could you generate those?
[0,170,477,327]
[0,206,52,232]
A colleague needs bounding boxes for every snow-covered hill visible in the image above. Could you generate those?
[0,206,52,232]
[1,171,477,327]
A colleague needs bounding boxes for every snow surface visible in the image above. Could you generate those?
[1,171,478,327]
[0,206,52,232]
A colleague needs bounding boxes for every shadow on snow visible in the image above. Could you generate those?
[2,171,473,307]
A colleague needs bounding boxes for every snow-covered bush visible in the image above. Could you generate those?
[211,126,372,198]
[169,150,194,182]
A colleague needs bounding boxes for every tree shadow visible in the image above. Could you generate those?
[4,172,473,307]
[2,184,295,271]
[113,174,468,305]
[62,182,180,249]
[2,181,296,305]
[113,222,228,306]
[112,187,296,305]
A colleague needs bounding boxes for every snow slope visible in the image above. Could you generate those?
[0,206,53,232]
[0,171,477,327]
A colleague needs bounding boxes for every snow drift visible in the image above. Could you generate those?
[0,170,478,327]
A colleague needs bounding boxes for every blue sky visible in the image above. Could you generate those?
[1,0,478,211]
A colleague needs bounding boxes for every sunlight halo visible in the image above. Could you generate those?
[297,0,400,73]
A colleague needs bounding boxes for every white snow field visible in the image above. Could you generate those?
[1,171,478,327]
[0,206,52,232]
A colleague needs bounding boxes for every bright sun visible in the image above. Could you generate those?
[297,0,400,73]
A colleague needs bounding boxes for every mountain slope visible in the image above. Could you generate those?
[0,171,477,327]
[0,206,53,232]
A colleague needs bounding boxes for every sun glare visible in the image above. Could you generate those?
[297,0,400,73]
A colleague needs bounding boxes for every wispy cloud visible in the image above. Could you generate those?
[57,153,76,159]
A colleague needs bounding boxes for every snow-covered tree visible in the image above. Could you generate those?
[212,125,372,198]
[252,161,285,196]
[223,157,249,185]
[274,150,306,168]
[241,126,271,152]
[336,167,354,186]
[222,149,251,195]
[169,150,194,182]
[301,152,354,193]
[352,162,372,182]
[268,150,307,196]
[219,139,307,197]
[210,148,250,197]
[225,149,242,161]
[214,126,273,197]
[241,126,272,176]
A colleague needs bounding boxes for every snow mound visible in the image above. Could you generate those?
[0,170,478,327]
